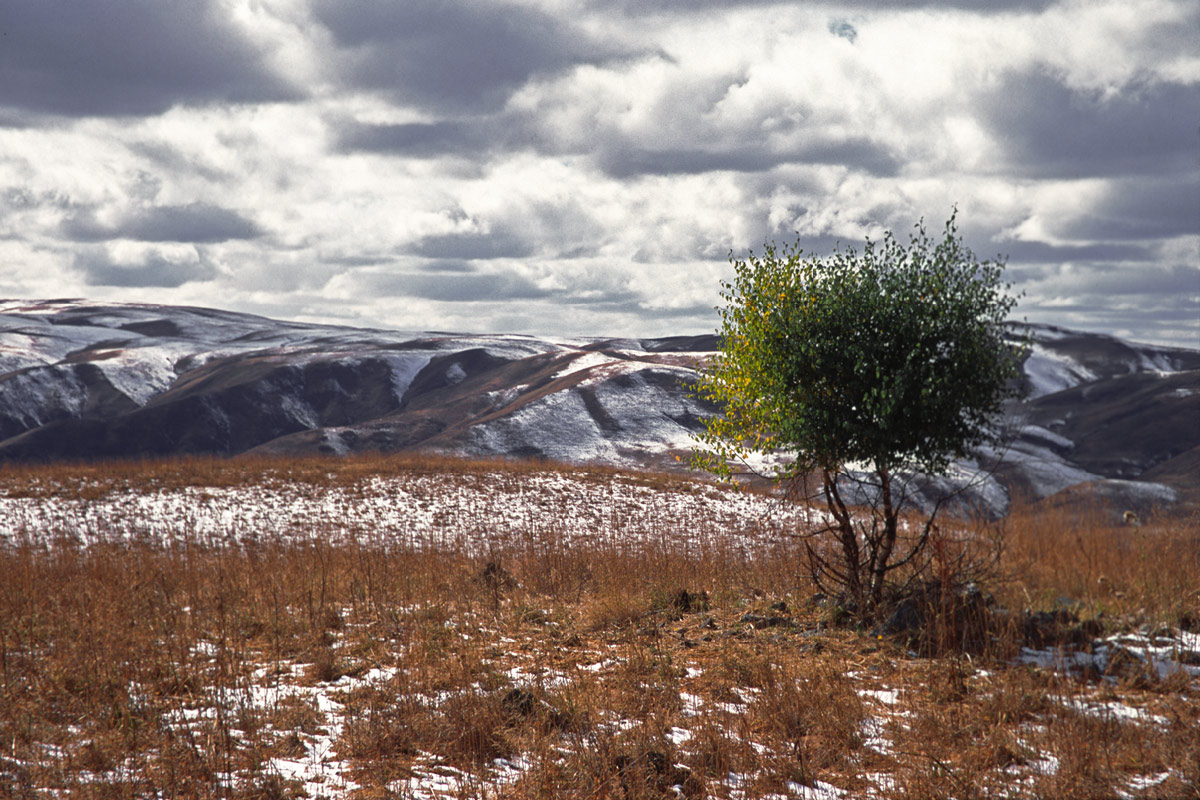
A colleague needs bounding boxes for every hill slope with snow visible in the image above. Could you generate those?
[2,299,1197,516]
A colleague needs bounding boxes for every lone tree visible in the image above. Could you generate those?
[693,212,1022,616]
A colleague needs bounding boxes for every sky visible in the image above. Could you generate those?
[1,0,1197,347]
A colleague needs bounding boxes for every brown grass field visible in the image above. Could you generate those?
[1,453,1197,799]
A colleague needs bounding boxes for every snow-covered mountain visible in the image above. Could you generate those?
[2,299,1197,517]
[0,299,718,468]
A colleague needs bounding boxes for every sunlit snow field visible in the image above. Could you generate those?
[0,469,809,553]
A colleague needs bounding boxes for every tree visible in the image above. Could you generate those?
[692,212,1022,616]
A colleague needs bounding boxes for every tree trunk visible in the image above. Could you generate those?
[822,468,862,611]
[869,465,899,611]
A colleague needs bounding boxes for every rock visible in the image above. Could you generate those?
[501,688,537,719]
[1021,609,1079,649]
[874,599,924,637]
[671,589,710,614]
[739,613,792,630]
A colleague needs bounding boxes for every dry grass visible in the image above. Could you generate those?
[1,454,1197,799]
[998,498,1200,631]
[0,451,698,500]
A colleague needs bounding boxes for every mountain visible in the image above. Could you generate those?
[2,299,1197,517]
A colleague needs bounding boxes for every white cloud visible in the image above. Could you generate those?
[0,0,1194,346]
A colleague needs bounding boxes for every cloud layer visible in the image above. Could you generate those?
[1,0,1196,346]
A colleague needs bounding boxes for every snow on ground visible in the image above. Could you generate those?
[977,438,1100,499]
[463,365,713,466]
[1022,342,1098,399]
[3,465,1196,799]
[1020,629,1200,683]
[88,345,188,405]
[465,391,625,464]
[0,470,806,553]
[553,351,620,380]
[0,300,577,412]
[379,352,435,402]
[813,457,1015,518]
[1018,424,1074,452]
[1138,351,1177,373]
[0,365,88,429]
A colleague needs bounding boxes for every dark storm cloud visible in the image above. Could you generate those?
[558,289,643,310]
[999,240,1155,264]
[1026,300,1200,347]
[338,121,486,157]
[979,69,1200,178]
[346,263,643,307]
[1019,263,1200,345]
[2,187,37,211]
[353,269,550,302]
[598,137,899,178]
[598,148,787,178]
[0,185,64,222]
[0,108,46,129]
[1032,264,1200,298]
[1008,262,1200,337]
[1002,264,1064,285]
[0,1,298,117]
[1052,177,1200,242]
[62,204,263,244]
[312,0,633,113]
[408,273,549,302]
[332,58,900,180]
[418,260,478,274]
[333,115,551,164]
[636,301,719,318]
[849,0,1057,7]
[75,250,219,288]
[828,20,858,43]
[633,230,851,265]
[0,185,78,241]
[317,254,392,268]
[410,231,536,260]
[127,141,233,184]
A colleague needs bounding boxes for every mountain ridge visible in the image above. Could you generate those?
[2,299,1197,518]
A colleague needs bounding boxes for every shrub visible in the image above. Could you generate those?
[693,211,1022,615]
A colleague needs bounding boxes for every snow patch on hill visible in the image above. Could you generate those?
[379,352,434,403]
[89,346,182,406]
[467,390,616,463]
[554,351,619,380]
[1023,343,1097,399]
[0,366,88,430]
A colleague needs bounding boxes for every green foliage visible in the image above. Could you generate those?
[692,211,1023,615]
[693,211,1021,482]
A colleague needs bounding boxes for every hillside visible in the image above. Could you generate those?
[2,299,1197,516]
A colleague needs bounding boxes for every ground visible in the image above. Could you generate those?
[1,454,1197,798]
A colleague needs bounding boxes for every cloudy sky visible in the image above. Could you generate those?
[1,0,1197,346]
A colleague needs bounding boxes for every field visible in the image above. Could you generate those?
[1,454,1197,799]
